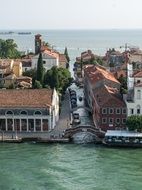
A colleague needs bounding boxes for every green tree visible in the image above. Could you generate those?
[64,47,70,63]
[23,69,36,78]
[44,66,72,93]
[96,57,103,65]
[43,66,59,90]
[118,74,127,94]
[33,80,42,89]
[126,115,142,131]
[36,53,44,85]
[0,39,20,58]
[52,66,59,90]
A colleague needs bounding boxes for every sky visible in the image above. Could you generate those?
[1,0,142,30]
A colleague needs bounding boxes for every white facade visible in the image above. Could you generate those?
[126,86,142,116]
[126,63,142,116]
[127,63,134,90]
[32,52,59,71]
[129,53,142,63]
[51,89,59,128]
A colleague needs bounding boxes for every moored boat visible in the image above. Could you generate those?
[18,32,31,35]
[103,130,142,147]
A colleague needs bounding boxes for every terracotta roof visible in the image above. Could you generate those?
[4,74,16,80]
[59,54,68,63]
[84,65,120,84]
[40,50,59,59]
[93,85,125,107]
[0,59,12,66]
[133,71,142,78]
[17,76,32,80]
[0,89,53,108]
[135,82,142,87]
[18,81,32,88]
[0,65,9,70]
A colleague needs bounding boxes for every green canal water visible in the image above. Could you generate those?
[0,143,142,190]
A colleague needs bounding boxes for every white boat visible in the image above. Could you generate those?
[103,130,142,147]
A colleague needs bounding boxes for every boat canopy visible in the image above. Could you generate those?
[105,130,142,138]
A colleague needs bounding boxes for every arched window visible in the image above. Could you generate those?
[137,105,141,114]
[6,110,14,115]
[34,111,42,115]
[137,90,141,99]
[20,110,28,115]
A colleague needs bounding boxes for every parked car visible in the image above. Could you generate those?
[70,91,76,96]
[70,95,77,101]
[71,102,77,108]
[73,112,81,124]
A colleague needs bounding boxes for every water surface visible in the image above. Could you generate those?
[0,143,142,190]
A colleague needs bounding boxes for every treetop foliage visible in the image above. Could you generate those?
[0,39,20,59]
[126,115,142,131]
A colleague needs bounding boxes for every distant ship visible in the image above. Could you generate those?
[18,32,31,35]
[0,31,14,35]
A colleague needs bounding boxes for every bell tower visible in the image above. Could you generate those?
[35,34,42,54]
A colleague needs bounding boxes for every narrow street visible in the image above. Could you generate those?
[53,90,71,136]
[53,83,94,137]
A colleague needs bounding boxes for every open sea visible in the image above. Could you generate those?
[0,30,142,190]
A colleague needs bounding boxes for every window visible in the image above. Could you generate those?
[116,118,120,124]
[122,118,126,124]
[109,108,114,114]
[137,105,141,114]
[130,108,134,115]
[137,90,141,99]
[102,118,107,124]
[34,111,42,115]
[122,108,126,114]
[20,111,28,115]
[102,108,107,114]
[6,110,14,115]
[109,118,113,124]
[43,60,46,64]
[116,108,121,114]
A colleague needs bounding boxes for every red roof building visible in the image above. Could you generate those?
[84,65,126,131]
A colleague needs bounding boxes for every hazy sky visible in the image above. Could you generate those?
[1,0,142,29]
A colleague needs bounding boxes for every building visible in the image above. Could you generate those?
[125,63,142,116]
[3,74,17,88]
[21,59,32,72]
[59,54,68,68]
[84,65,126,131]
[35,34,42,54]
[12,61,22,77]
[32,50,59,71]
[92,85,126,131]
[105,49,125,70]
[0,89,59,132]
